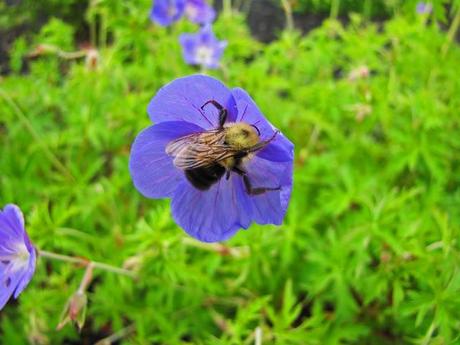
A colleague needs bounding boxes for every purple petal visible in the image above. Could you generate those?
[257,135,294,162]
[199,23,217,44]
[129,121,203,199]
[171,176,252,242]
[208,41,227,69]
[0,204,25,241]
[416,2,432,14]
[0,204,36,309]
[150,0,186,26]
[231,87,294,162]
[148,75,237,129]
[13,249,36,299]
[179,33,200,65]
[241,156,293,225]
[0,271,21,310]
[185,0,216,24]
[3,205,35,253]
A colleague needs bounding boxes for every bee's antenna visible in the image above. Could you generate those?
[266,130,279,143]
[247,130,279,153]
[250,124,261,136]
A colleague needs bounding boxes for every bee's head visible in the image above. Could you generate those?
[224,122,260,150]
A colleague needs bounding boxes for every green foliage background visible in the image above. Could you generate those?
[1,0,460,344]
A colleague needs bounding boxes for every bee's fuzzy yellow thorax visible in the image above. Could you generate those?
[224,122,259,150]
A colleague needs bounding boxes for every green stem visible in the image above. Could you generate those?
[442,5,460,57]
[0,89,75,181]
[363,0,371,19]
[254,326,262,345]
[38,249,136,278]
[99,9,107,50]
[200,65,208,75]
[94,324,136,345]
[281,0,294,32]
[88,0,97,47]
[330,0,340,19]
[77,263,94,293]
[223,0,232,17]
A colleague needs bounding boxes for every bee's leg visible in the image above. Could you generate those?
[233,167,280,195]
[243,175,281,196]
[201,100,227,128]
[225,170,231,180]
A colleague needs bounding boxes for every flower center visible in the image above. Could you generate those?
[0,241,30,273]
[185,4,198,20]
[195,45,214,66]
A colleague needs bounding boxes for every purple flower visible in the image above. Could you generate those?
[150,0,186,27]
[129,75,294,242]
[0,204,36,309]
[179,25,227,69]
[416,2,432,15]
[184,0,215,25]
[150,0,215,26]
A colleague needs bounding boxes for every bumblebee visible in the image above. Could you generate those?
[166,100,280,195]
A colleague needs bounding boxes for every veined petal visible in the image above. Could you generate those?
[0,269,21,310]
[231,87,294,162]
[148,75,238,129]
[240,156,293,225]
[0,204,25,239]
[171,175,252,242]
[129,121,203,199]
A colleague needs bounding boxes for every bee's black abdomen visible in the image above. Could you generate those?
[185,165,226,191]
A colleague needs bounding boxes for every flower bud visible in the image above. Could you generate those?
[57,291,88,331]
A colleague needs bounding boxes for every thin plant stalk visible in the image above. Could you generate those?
[77,263,94,294]
[281,0,294,32]
[38,250,136,278]
[442,4,460,57]
[330,0,340,19]
[94,324,136,345]
[223,0,232,17]
[200,65,208,75]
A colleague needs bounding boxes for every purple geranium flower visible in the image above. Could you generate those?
[129,75,294,242]
[184,0,215,24]
[150,0,215,26]
[0,204,36,309]
[150,0,186,26]
[416,2,432,15]
[179,25,227,69]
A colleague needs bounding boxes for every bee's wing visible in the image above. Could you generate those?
[166,131,236,170]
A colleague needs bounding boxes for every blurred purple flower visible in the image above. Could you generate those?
[416,2,432,15]
[184,0,215,24]
[0,204,36,309]
[179,25,227,69]
[150,0,215,26]
[129,75,294,242]
[150,0,186,26]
